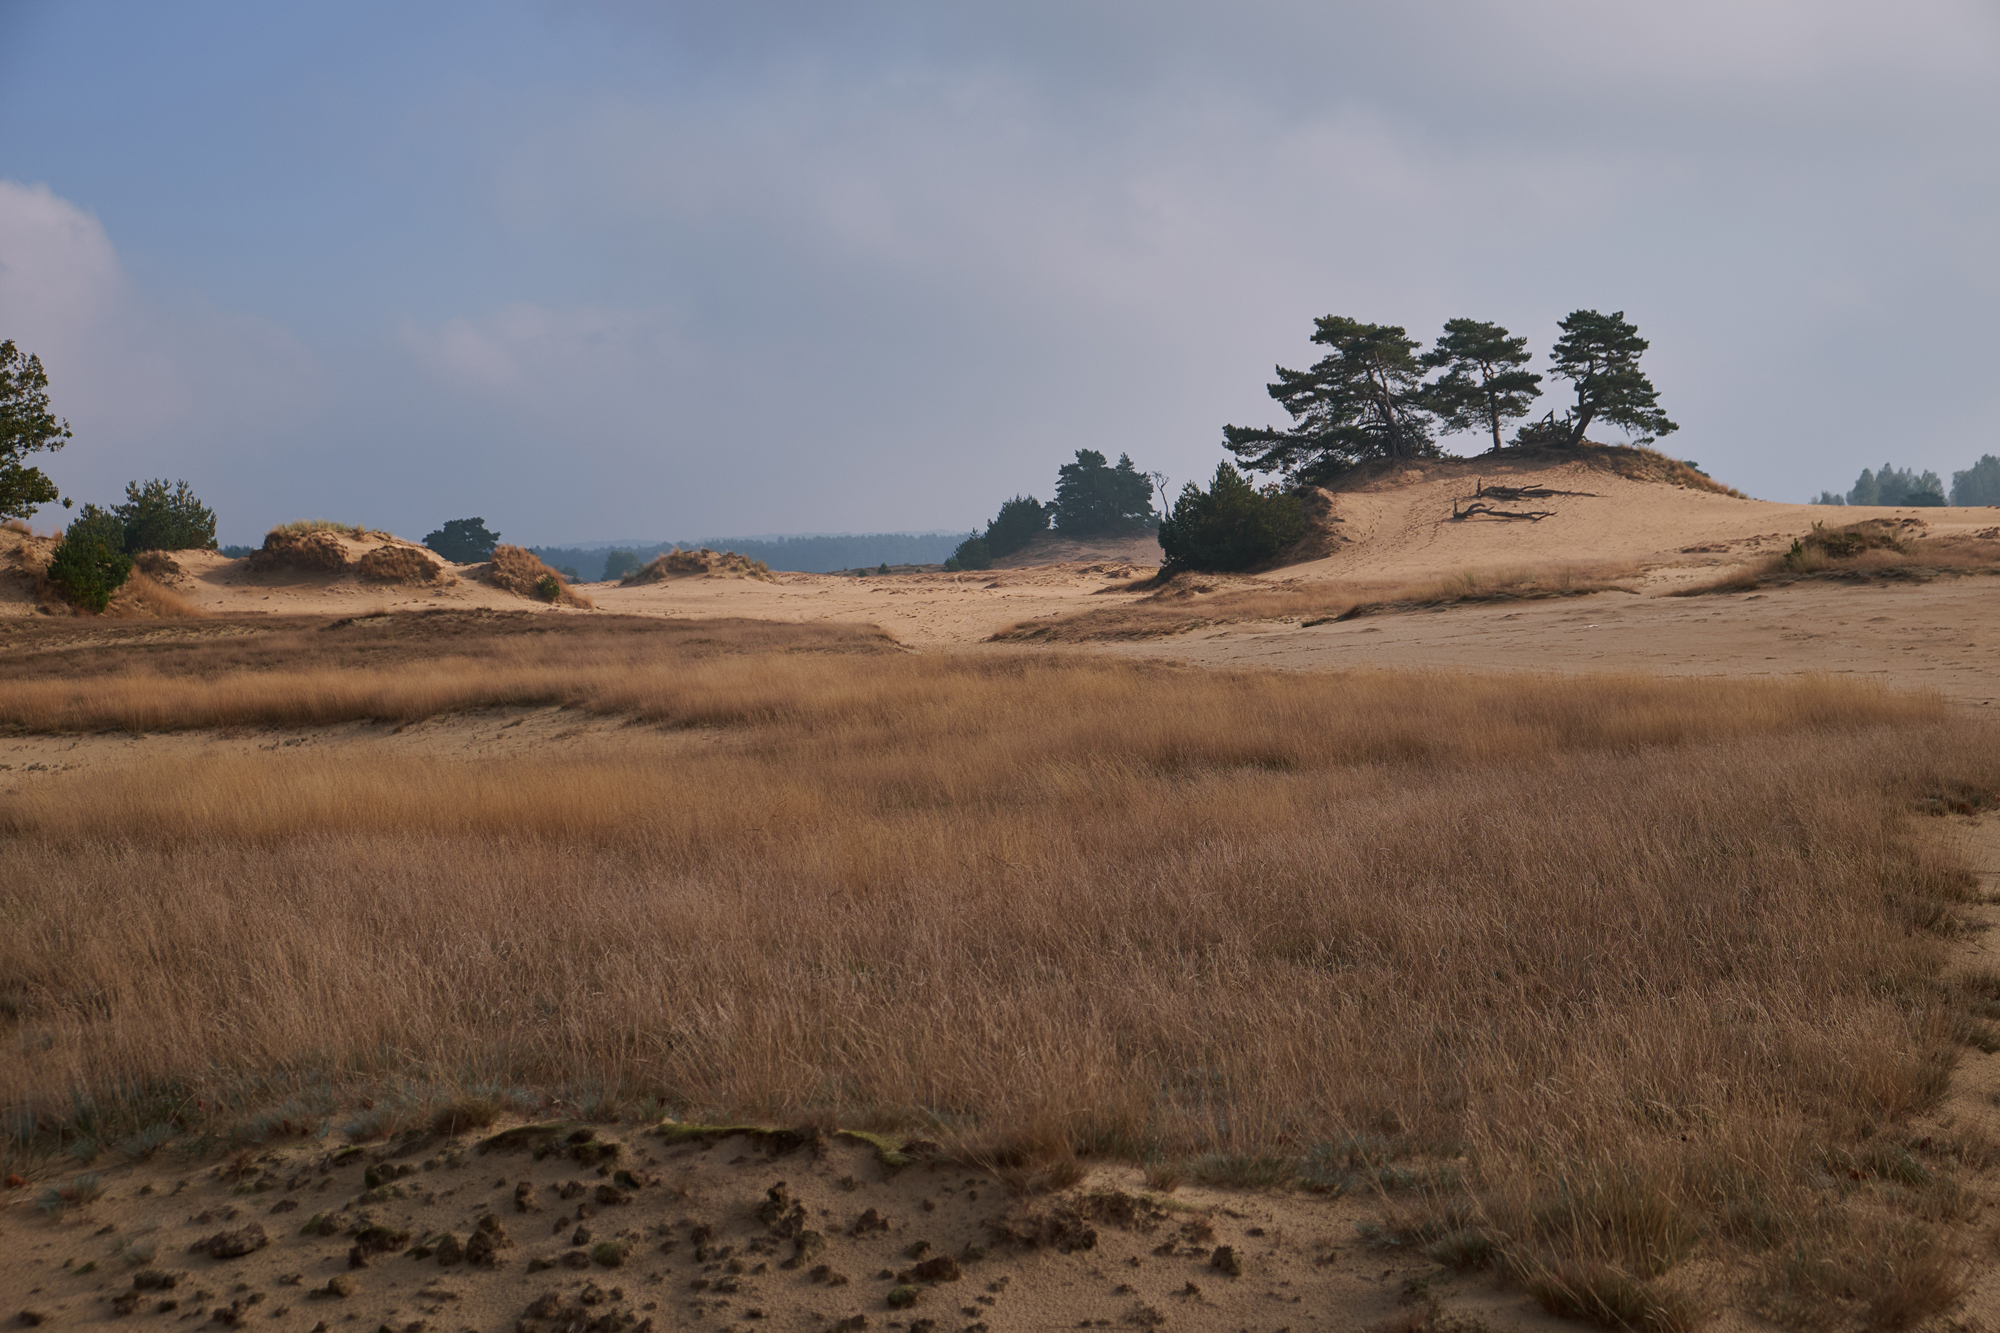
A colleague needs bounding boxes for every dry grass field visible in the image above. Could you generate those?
[5,613,2000,1328]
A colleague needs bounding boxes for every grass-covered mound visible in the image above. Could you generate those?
[482,543,594,607]
[620,547,775,584]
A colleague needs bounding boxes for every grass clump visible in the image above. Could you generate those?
[1676,519,2000,596]
[270,520,377,539]
[1525,1260,1701,1333]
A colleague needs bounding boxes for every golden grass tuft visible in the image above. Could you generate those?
[1675,520,2000,596]
[248,526,349,574]
[482,543,594,607]
[104,570,203,619]
[355,543,445,585]
[269,519,386,539]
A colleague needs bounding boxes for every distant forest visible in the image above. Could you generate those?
[528,532,964,580]
[1812,455,2000,508]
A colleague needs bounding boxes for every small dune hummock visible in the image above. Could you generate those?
[620,547,774,584]
[480,544,594,607]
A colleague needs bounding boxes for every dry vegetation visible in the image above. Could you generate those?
[997,563,1635,642]
[621,546,776,583]
[101,569,203,619]
[1677,520,2000,596]
[482,543,595,607]
[2,615,1998,1325]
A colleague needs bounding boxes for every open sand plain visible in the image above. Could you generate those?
[6,452,2000,1333]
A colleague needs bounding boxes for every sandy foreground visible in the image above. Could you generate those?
[0,1120,1551,1333]
[1,818,1994,1333]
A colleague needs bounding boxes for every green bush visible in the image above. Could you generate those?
[1157,462,1305,572]
[45,505,134,611]
[947,534,991,571]
[985,495,1050,557]
[533,573,562,602]
[113,478,217,552]
[424,517,500,563]
[602,549,642,581]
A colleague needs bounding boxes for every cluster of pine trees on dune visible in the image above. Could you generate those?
[1155,308,1677,573]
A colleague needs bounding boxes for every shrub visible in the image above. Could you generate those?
[985,495,1050,557]
[534,573,562,601]
[948,534,992,571]
[602,549,643,581]
[1157,462,1306,572]
[113,478,217,552]
[424,517,500,563]
[45,505,134,611]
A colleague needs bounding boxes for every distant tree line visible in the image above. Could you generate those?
[526,531,967,580]
[1812,456,2000,507]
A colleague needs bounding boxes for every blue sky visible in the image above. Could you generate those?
[3,1,1998,544]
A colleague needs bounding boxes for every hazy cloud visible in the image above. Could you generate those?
[4,3,1999,540]
[0,180,326,522]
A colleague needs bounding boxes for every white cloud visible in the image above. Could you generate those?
[0,180,325,507]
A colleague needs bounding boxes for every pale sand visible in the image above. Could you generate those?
[0,1119,1595,1333]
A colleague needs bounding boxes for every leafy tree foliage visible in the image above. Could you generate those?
[945,534,991,571]
[423,516,501,563]
[602,549,643,580]
[1223,317,1438,483]
[1951,455,2000,506]
[1810,491,1847,506]
[113,478,217,552]
[1,340,72,521]
[1848,464,1944,507]
[1422,319,1541,454]
[1543,310,1676,447]
[1158,462,1305,572]
[45,504,133,611]
[1052,450,1156,535]
[984,495,1050,557]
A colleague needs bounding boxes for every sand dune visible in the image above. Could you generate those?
[6,456,1997,691]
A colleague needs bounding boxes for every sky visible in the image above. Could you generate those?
[3,1,1998,546]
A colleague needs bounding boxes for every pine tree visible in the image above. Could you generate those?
[0,340,71,521]
[1950,455,2000,506]
[1051,451,1156,535]
[113,478,218,552]
[1421,319,1541,454]
[1223,316,1438,483]
[1544,310,1675,447]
